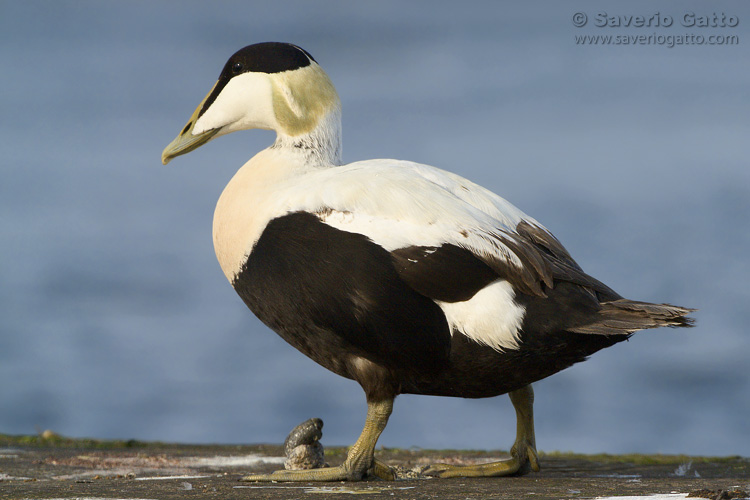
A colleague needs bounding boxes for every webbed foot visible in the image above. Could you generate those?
[423,441,539,478]
[240,458,395,482]
[424,385,540,479]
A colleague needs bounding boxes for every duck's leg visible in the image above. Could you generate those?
[424,384,540,478]
[241,398,395,482]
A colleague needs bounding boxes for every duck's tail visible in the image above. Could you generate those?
[570,299,695,336]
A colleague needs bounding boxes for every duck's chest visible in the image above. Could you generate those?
[212,178,269,282]
[212,151,315,282]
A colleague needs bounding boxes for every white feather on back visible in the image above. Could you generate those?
[289,160,543,268]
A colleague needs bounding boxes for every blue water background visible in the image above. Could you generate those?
[1,1,748,456]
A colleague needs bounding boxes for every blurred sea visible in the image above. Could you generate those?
[1,1,748,456]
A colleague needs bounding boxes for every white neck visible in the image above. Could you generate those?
[271,106,343,167]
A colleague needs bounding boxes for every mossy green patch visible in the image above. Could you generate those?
[538,451,745,465]
[0,432,157,449]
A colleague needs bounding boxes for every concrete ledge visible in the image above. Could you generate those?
[1,433,748,499]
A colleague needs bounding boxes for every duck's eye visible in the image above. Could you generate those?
[232,62,244,74]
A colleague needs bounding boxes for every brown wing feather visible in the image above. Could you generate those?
[466,221,620,301]
[391,220,617,302]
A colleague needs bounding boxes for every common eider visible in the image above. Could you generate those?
[161,42,694,481]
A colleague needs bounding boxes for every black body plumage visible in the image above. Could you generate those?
[232,212,632,400]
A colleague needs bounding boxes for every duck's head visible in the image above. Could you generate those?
[161,42,340,165]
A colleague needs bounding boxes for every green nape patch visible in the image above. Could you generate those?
[0,431,159,449]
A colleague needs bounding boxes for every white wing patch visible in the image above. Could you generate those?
[437,280,525,351]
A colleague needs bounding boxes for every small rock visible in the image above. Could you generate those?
[392,465,430,479]
[286,442,326,470]
[283,418,326,470]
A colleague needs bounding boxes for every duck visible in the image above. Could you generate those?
[161,42,694,481]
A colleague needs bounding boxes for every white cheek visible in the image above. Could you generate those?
[194,73,276,134]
